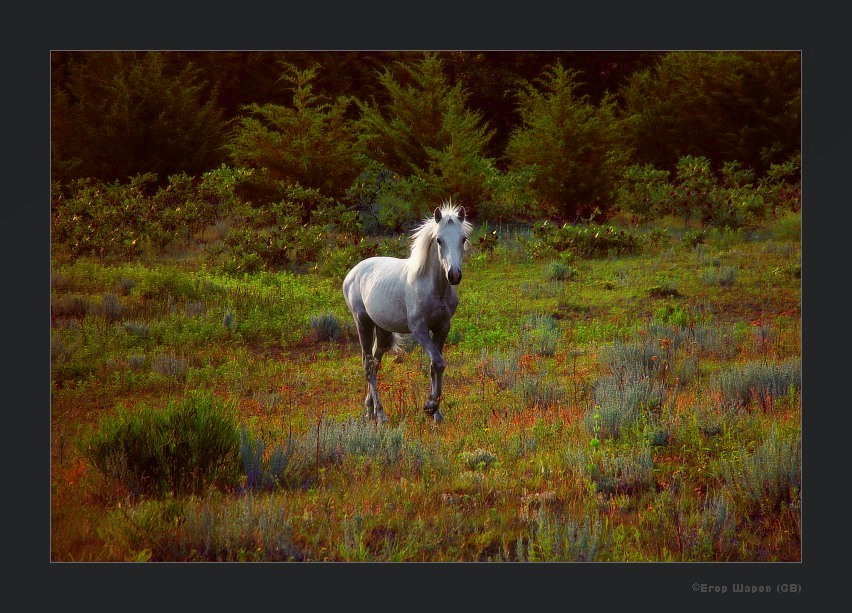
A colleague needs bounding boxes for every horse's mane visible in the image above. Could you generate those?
[406,200,472,284]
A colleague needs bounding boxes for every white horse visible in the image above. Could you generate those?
[343,201,471,423]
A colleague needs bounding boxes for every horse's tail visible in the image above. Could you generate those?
[391,333,410,354]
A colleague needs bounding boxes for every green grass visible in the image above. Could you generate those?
[51,214,801,561]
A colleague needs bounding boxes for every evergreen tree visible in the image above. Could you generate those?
[356,53,494,211]
[620,51,800,175]
[51,52,225,184]
[506,62,628,220]
[226,63,361,202]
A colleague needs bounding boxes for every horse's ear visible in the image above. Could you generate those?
[434,207,442,222]
[458,206,466,223]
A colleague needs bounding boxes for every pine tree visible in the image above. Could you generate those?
[356,53,494,211]
[506,62,628,220]
[226,63,362,202]
[51,52,225,184]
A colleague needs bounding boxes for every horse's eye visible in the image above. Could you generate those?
[436,238,443,246]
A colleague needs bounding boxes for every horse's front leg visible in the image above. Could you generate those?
[411,321,448,422]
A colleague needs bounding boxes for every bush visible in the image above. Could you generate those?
[522,509,604,561]
[51,166,250,259]
[309,312,343,342]
[614,163,673,222]
[531,221,642,259]
[81,392,242,497]
[719,426,801,514]
[718,358,801,411]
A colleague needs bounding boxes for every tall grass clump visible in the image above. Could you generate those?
[458,448,498,471]
[480,349,521,391]
[101,292,124,322]
[702,265,737,287]
[769,210,801,242]
[80,392,241,497]
[587,375,657,439]
[151,353,188,380]
[309,312,343,342]
[522,313,560,357]
[239,428,291,491]
[283,418,433,478]
[572,444,655,495]
[520,510,604,561]
[718,358,801,411]
[517,373,567,410]
[600,339,663,383]
[545,259,578,282]
[123,321,151,339]
[701,491,737,559]
[100,493,302,561]
[718,426,801,514]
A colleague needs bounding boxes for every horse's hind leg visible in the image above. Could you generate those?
[355,313,388,423]
[370,327,394,423]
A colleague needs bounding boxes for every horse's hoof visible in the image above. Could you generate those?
[424,401,442,422]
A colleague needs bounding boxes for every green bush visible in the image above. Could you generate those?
[81,392,241,496]
[614,164,673,222]
[531,221,642,259]
[51,166,250,259]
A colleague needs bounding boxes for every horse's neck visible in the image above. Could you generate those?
[411,241,450,298]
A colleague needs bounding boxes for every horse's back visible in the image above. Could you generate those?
[343,256,411,333]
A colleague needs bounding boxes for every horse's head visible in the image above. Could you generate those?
[433,205,469,286]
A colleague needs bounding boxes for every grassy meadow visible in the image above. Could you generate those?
[50,212,801,562]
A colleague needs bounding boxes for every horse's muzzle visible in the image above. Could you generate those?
[448,268,462,285]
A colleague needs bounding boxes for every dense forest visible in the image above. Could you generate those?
[50,50,800,261]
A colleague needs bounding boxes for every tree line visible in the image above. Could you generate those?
[51,50,800,226]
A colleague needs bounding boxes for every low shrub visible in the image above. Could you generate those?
[531,221,642,259]
[80,392,242,497]
[458,449,498,471]
[521,509,604,561]
[718,358,801,411]
[309,312,344,342]
[718,426,801,514]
